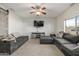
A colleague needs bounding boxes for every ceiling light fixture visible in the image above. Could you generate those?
[30,4,46,16]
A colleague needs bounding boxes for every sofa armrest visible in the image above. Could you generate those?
[72,46,79,55]
[73,46,79,50]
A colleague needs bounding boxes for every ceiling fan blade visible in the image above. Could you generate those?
[31,6,36,9]
[40,10,46,12]
[30,9,36,14]
[40,3,46,10]
[30,11,35,14]
[41,11,46,15]
[41,7,46,10]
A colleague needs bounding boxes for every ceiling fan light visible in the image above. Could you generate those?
[36,12,41,16]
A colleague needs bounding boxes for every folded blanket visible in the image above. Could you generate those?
[2,37,16,42]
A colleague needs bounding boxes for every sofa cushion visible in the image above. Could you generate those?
[55,38,71,44]
[63,34,79,43]
[62,44,77,51]
[62,33,70,38]
[40,36,53,40]
[56,33,63,38]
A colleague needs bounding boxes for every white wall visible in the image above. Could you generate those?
[22,17,56,37]
[8,9,23,34]
[56,4,79,33]
[8,9,56,37]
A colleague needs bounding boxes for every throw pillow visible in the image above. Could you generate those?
[11,32,21,38]
[56,33,63,38]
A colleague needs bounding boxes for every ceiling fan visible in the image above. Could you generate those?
[30,4,46,16]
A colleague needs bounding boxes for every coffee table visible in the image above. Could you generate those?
[40,36,54,44]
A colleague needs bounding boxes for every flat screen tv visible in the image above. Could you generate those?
[34,20,44,27]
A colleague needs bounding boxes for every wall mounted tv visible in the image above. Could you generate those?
[34,20,44,27]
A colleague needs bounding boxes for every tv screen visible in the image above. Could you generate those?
[34,20,44,27]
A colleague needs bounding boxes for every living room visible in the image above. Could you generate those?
[0,3,79,56]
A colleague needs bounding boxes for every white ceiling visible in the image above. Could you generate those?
[0,3,72,19]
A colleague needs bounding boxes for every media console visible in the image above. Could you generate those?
[31,32,45,39]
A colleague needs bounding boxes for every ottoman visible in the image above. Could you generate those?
[40,36,54,44]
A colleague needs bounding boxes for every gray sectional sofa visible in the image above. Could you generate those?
[0,36,29,55]
[53,33,79,56]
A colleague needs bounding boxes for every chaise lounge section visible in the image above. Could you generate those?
[53,33,79,56]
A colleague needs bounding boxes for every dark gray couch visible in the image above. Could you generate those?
[0,36,29,55]
[53,34,79,56]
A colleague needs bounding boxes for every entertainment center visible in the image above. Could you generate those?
[31,20,45,39]
[31,32,45,39]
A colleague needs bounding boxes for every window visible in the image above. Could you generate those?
[77,17,79,27]
[64,16,79,35]
[65,18,75,32]
[65,18,75,28]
